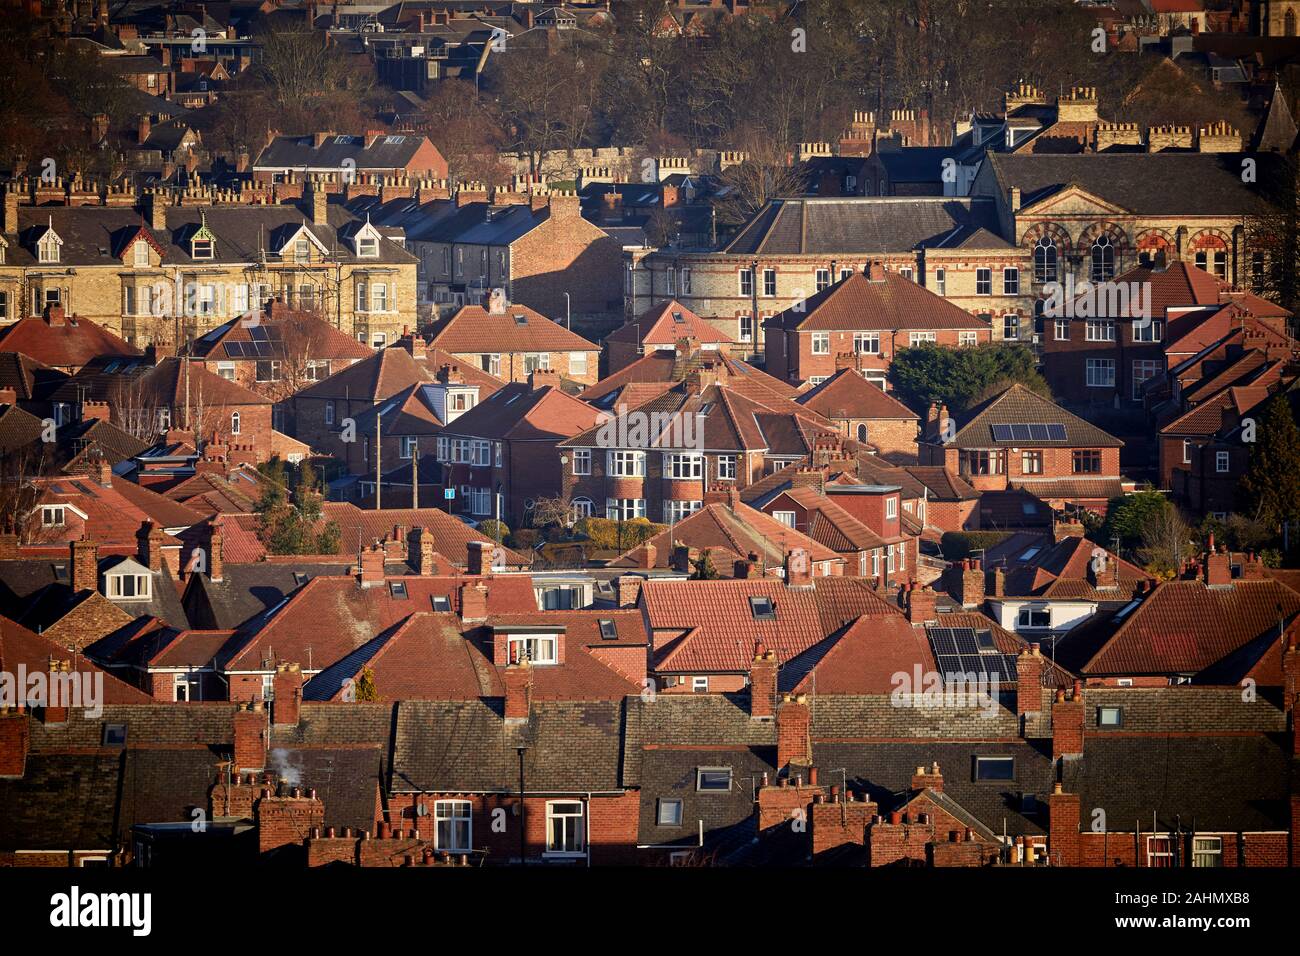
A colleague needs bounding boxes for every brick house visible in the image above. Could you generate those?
[765,264,994,386]
[185,301,373,411]
[604,299,734,374]
[625,196,1033,361]
[409,190,624,321]
[62,355,276,462]
[289,341,503,463]
[794,363,921,461]
[917,384,1127,513]
[1039,261,1292,408]
[757,482,919,585]
[426,294,600,389]
[436,377,605,528]
[559,375,842,525]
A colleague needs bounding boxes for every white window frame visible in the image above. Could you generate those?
[434,799,472,853]
[1215,450,1230,473]
[107,572,151,601]
[738,268,753,296]
[908,331,937,347]
[572,449,591,475]
[958,331,978,347]
[810,332,830,355]
[545,800,585,857]
[508,634,558,665]
[1085,358,1115,388]
[607,450,646,477]
[773,510,796,528]
[41,505,66,527]
[717,454,737,480]
[665,452,703,479]
[569,351,588,377]
[1002,267,1019,296]
[854,331,880,354]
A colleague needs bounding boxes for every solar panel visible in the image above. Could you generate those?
[993,422,1068,442]
[990,424,1013,441]
[225,342,244,357]
[1027,423,1051,441]
[1045,423,1067,441]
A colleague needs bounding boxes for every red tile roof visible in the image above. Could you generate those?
[224,573,539,672]
[0,614,152,704]
[999,536,1150,601]
[318,503,529,567]
[440,382,604,442]
[606,300,733,346]
[796,369,920,421]
[0,313,140,369]
[643,576,896,673]
[768,270,993,333]
[1078,578,1300,677]
[428,302,598,354]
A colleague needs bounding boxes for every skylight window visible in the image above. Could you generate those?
[696,768,732,792]
[513,314,528,325]
[390,581,408,599]
[1019,547,1041,561]
[598,619,618,641]
[749,595,776,621]
[431,595,452,612]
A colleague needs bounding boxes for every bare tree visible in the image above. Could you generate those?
[709,136,810,228]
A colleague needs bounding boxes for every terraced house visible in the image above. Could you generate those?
[0,180,419,349]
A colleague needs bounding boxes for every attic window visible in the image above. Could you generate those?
[102,723,128,747]
[1019,547,1041,561]
[431,595,451,612]
[292,572,310,586]
[389,581,408,599]
[357,235,379,257]
[1097,706,1123,728]
[191,237,213,259]
[973,756,1014,781]
[38,237,59,264]
[133,241,150,267]
[749,596,776,621]
[598,619,618,641]
[41,505,66,527]
[107,571,151,601]
[513,314,528,326]
[976,630,997,652]
[696,768,732,792]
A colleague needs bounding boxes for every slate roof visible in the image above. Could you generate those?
[0,352,70,403]
[179,561,351,630]
[931,383,1123,450]
[768,270,993,333]
[986,152,1281,217]
[0,404,45,453]
[723,197,1006,255]
[3,204,416,269]
[254,133,440,171]
[390,698,626,793]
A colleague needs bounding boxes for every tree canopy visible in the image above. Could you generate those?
[888,343,1051,413]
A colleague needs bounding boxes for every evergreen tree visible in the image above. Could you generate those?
[1240,395,1300,530]
[690,549,720,580]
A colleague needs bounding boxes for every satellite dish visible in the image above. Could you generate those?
[416,803,429,817]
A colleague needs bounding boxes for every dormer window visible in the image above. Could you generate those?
[38,236,60,264]
[41,505,66,527]
[294,239,310,262]
[508,634,557,665]
[106,571,151,601]
[191,237,213,259]
[133,241,150,267]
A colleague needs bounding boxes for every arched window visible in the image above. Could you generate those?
[1033,237,1058,283]
[571,497,594,521]
[857,423,868,443]
[1286,9,1297,36]
[230,411,241,435]
[1090,235,1115,283]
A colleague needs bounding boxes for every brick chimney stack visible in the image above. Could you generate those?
[408,526,437,575]
[1204,534,1232,586]
[70,537,98,593]
[777,693,812,770]
[136,520,164,572]
[503,657,533,722]
[784,548,814,589]
[272,663,302,727]
[750,643,777,719]
[910,762,943,792]
[1052,681,1085,760]
[467,540,492,575]
[1086,549,1119,590]
[459,581,488,622]
[233,700,267,771]
[0,711,30,777]
[357,541,386,587]
[1016,644,1044,715]
[905,583,938,624]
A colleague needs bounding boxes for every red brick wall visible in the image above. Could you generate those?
[256,793,326,854]
[510,204,624,318]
